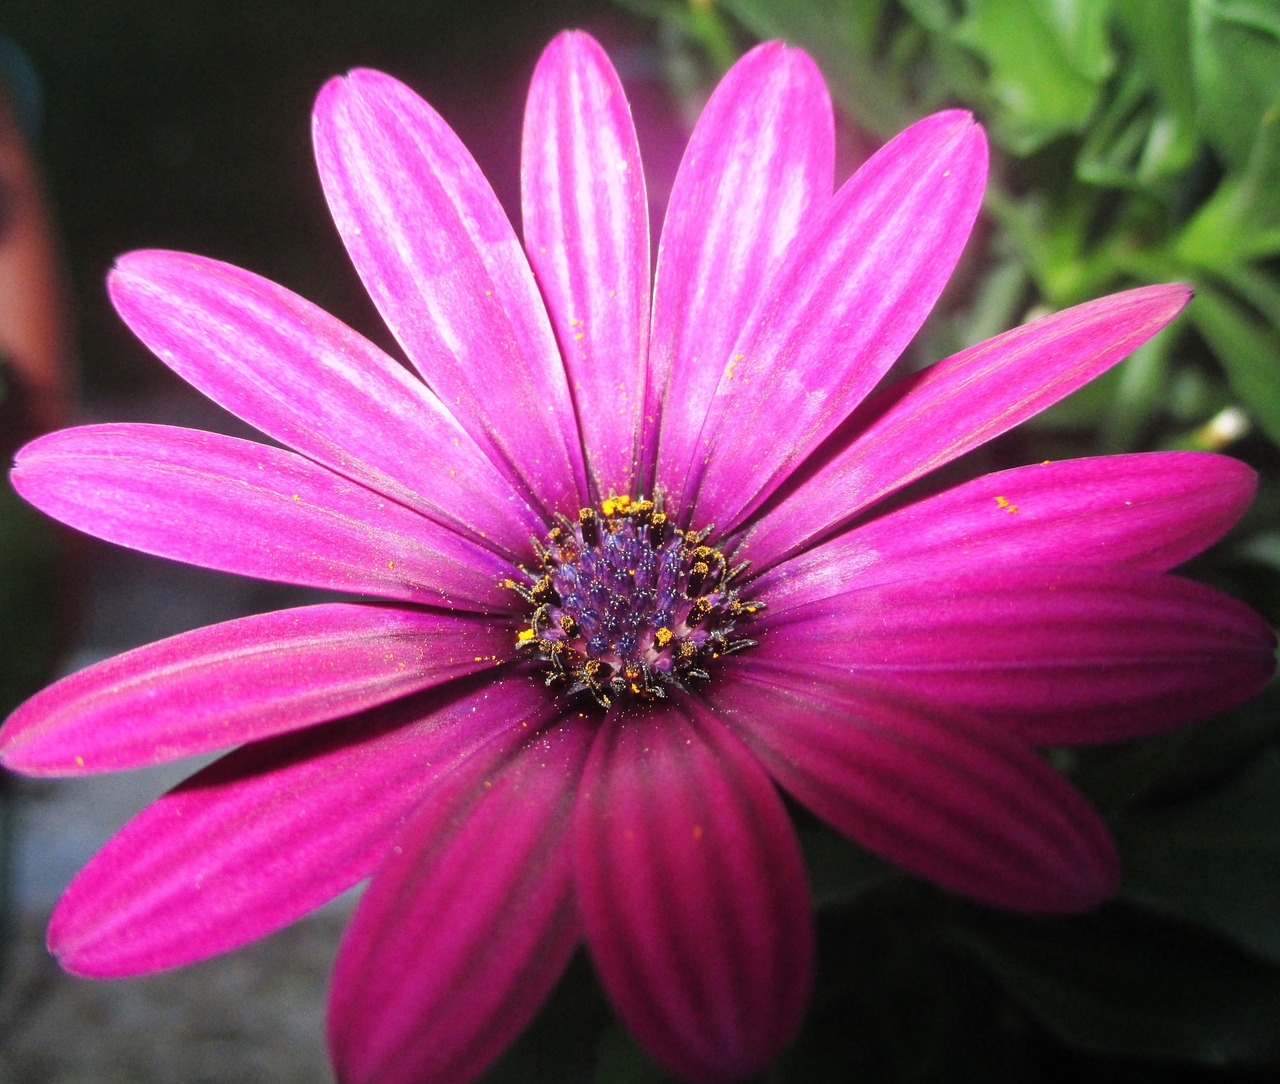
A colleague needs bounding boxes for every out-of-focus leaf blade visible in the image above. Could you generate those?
[1192,0,1280,168]
[952,0,1115,153]
[1117,747,1280,963]
[1191,286,1280,446]
[942,906,1280,1066]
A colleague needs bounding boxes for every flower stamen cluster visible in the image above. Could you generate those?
[511,495,760,707]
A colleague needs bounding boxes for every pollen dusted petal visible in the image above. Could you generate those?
[329,715,593,1084]
[0,604,514,775]
[687,110,988,533]
[314,67,589,518]
[49,676,559,977]
[574,705,812,1083]
[755,452,1259,610]
[647,41,834,497]
[756,565,1277,745]
[522,31,649,495]
[109,250,542,557]
[710,670,1120,913]
[11,424,513,610]
[745,284,1193,569]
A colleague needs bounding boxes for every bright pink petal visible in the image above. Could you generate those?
[710,669,1119,913]
[755,452,1258,609]
[574,704,812,1083]
[522,31,649,496]
[11,424,511,609]
[329,714,593,1084]
[0,604,512,775]
[109,250,540,557]
[49,675,558,977]
[757,565,1276,745]
[687,110,988,530]
[314,68,588,517]
[645,42,834,494]
[745,284,1192,568]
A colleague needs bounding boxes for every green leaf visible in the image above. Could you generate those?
[1178,102,1280,262]
[1117,747,1280,964]
[941,906,1280,1067]
[1191,0,1280,168]
[1072,687,1280,812]
[951,0,1115,153]
[1190,286,1280,446]
[481,951,611,1082]
[794,808,899,909]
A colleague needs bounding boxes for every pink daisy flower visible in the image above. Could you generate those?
[2,30,1274,1084]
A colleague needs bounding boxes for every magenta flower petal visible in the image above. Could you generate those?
[313,68,588,515]
[108,250,540,556]
[756,452,1258,609]
[0,604,511,775]
[746,284,1193,567]
[8,30,1276,1084]
[711,670,1119,913]
[50,676,557,977]
[760,565,1277,744]
[11,424,511,609]
[329,715,593,1084]
[522,31,649,495]
[646,41,834,494]
[574,706,812,1083]
[686,110,988,530]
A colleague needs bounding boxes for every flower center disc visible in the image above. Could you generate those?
[512,495,760,708]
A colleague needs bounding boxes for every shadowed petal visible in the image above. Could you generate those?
[1,604,512,775]
[645,41,834,494]
[574,704,812,1083]
[49,674,558,977]
[688,111,988,531]
[710,669,1120,912]
[109,251,541,557]
[745,284,1193,569]
[330,714,593,1084]
[755,452,1258,609]
[757,565,1276,745]
[522,32,649,496]
[314,68,588,517]
[11,424,512,610]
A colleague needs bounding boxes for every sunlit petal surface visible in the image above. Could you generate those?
[522,31,649,496]
[1,604,511,774]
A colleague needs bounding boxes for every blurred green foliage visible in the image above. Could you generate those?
[624,0,1280,458]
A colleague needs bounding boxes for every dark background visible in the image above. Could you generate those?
[4,0,653,407]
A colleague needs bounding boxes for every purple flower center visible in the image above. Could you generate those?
[512,495,761,707]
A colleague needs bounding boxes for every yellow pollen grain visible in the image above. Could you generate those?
[517,628,536,643]
[994,495,1019,514]
[74,755,85,767]
[655,627,674,647]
